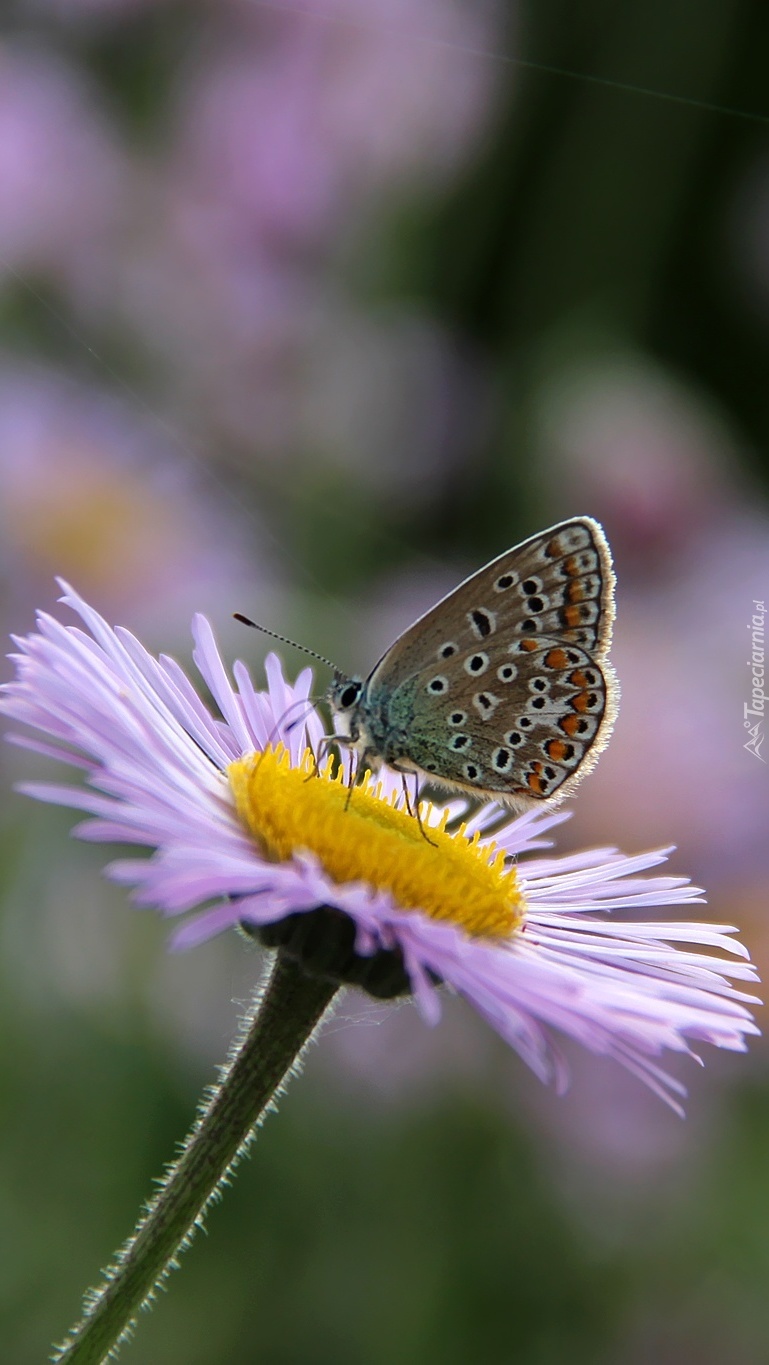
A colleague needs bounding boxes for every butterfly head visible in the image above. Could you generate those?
[327,673,366,740]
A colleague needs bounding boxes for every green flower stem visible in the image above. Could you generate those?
[54,952,339,1365]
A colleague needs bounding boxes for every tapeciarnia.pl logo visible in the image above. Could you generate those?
[745,599,766,762]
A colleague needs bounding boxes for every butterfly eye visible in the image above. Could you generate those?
[338,683,361,709]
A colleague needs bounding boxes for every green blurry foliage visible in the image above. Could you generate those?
[3,993,769,1365]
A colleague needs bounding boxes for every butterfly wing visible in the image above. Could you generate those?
[364,518,617,808]
[367,517,614,686]
[386,635,616,807]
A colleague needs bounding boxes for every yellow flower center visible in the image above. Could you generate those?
[227,745,524,939]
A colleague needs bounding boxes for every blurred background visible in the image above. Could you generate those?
[1,1,768,1361]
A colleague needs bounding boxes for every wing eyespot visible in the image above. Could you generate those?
[473,691,500,717]
[468,608,496,639]
[449,734,472,752]
[426,675,449,695]
[464,652,490,675]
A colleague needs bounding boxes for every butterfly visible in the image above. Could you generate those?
[327,517,618,810]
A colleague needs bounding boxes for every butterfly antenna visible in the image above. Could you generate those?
[233,613,339,672]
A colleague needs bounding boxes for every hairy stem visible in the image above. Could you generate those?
[54,953,338,1365]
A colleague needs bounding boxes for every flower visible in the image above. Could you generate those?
[1,583,760,1113]
[0,44,122,294]
[0,364,264,635]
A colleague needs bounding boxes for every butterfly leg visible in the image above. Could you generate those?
[344,748,360,810]
[305,731,337,781]
[413,778,438,848]
[304,731,353,783]
[398,773,436,847]
[343,746,384,809]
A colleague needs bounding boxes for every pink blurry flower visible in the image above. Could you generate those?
[0,364,264,633]
[1,583,759,1113]
[533,356,769,889]
[536,357,738,562]
[119,0,501,459]
[0,44,123,299]
[171,0,501,252]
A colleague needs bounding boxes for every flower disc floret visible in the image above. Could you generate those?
[228,744,523,939]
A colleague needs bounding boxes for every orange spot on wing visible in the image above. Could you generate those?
[527,772,546,795]
[571,690,595,713]
[563,604,582,627]
[545,536,564,557]
[544,647,569,669]
[566,580,584,603]
[546,739,569,761]
[568,669,589,688]
[520,638,538,652]
[560,714,584,737]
